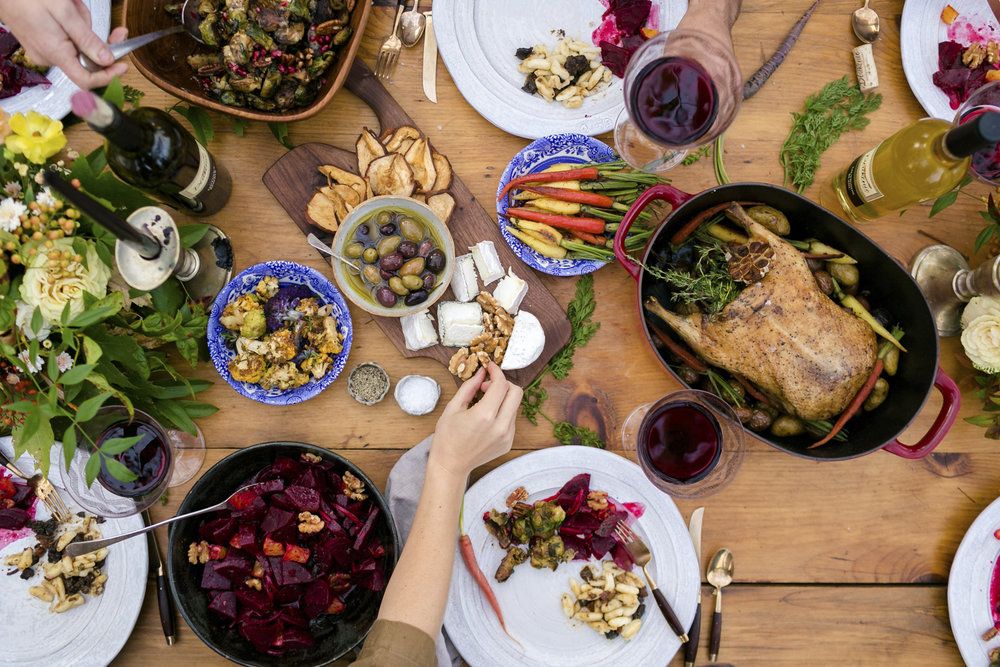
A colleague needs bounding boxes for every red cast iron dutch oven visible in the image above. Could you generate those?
[613,182,960,461]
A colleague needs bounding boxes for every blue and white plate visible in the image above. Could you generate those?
[208,261,353,405]
[497,133,616,277]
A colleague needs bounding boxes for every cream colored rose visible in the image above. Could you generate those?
[961,314,1000,374]
[20,239,110,324]
[961,295,1000,329]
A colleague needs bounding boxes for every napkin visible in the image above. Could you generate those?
[384,435,462,667]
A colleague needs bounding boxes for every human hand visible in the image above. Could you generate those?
[0,0,129,89]
[428,363,523,479]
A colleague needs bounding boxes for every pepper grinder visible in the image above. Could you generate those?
[43,170,233,301]
[910,244,1000,336]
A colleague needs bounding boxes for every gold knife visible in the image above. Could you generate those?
[422,11,437,103]
[684,507,705,667]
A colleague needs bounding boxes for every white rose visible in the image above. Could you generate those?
[961,314,1000,373]
[14,300,50,340]
[20,238,110,324]
[961,296,1000,329]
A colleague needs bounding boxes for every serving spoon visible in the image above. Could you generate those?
[79,0,204,73]
[63,483,262,557]
[851,0,880,43]
[307,232,362,272]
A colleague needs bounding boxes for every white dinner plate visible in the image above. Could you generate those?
[443,447,700,667]
[0,437,147,667]
[948,494,1000,666]
[0,0,111,119]
[901,0,999,120]
[433,0,687,139]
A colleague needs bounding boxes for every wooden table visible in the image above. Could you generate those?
[93,1,984,664]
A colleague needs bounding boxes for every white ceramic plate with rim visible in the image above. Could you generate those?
[443,447,700,667]
[433,0,687,139]
[0,0,111,119]
[901,0,1000,120]
[949,494,1000,666]
[0,437,147,667]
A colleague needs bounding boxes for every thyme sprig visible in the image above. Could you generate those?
[639,242,739,315]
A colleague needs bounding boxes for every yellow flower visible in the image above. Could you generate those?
[4,112,66,164]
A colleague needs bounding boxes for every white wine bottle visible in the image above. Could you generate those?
[833,112,1000,222]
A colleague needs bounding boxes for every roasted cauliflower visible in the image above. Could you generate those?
[219,293,263,331]
[229,351,267,383]
[240,309,266,339]
[305,315,343,355]
[260,362,309,391]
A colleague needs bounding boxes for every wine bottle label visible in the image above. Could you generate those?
[844,145,884,207]
[179,143,214,201]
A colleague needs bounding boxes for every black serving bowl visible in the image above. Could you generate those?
[167,442,399,667]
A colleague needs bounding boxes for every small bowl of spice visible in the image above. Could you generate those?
[348,362,391,406]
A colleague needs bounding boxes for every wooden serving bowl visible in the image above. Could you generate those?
[123,0,371,122]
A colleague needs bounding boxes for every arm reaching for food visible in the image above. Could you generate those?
[351,363,521,665]
[0,0,129,89]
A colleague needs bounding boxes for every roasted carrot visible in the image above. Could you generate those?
[521,186,615,208]
[732,374,771,405]
[506,207,606,234]
[808,359,883,449]
[743,0,821,99]
[800,252,844,260]
[497,167,600,202]
[570,229,606,246]
[458,504,521,647]
[670,201,757,245]
[648,321,708,373]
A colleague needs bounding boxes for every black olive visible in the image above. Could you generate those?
[375,288,397,308]
[426,248,446,274]
[380,252,404,272]
[379,269,394,281]
[404,290,428,306]
[356,224,370,238]
[379,223,397,236]
[422,271,435,290]
[398,240,418,259]
[417,240,433,257]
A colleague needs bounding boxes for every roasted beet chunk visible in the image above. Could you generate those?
[565,54,590,78]
[515,46,533,60]
[522,72,538,95]
[208,590,238,623]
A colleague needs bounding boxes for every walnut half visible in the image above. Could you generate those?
[964,43,986,69]
[298,511,325,534]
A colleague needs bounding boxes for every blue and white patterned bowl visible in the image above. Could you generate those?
[497,133,617,277]
[207,261,353,405]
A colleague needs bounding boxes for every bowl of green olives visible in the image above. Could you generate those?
[330,196,456,318]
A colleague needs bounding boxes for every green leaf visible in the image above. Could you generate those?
[965,414,998,427]
[175,337,200,367]
[157,398,198,435]
[122,84,145,108]
[58,363,96,386]
[75,391,112,422]
[68,291,123,328]
[100,435,142,455]
[60,301,73,327]
[84,451,102,487]
[178,400,218,419]
[13,414,54,475]
[82,335,102,364]
[102,455,139,483]
[89,329,150,379]
[929,189,959,217]
[151,280,185,314]
[179,223,211,249]
[3,400,38,414]
[171,104,215,145]
[86,372,133,417]
[959,173,974,188]
[46,351,59,381]
[102,77,125,109]
[30,306,43,336]
[975,225,998,255]
[269,122,294,150]
[232,118,248,137]
[85,146,108,174]
[61,425,77,470]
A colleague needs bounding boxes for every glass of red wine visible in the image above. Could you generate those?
[620,389,746,499]
[956,81,1000,185]
[61,407,182,518]
[614,29,742,174]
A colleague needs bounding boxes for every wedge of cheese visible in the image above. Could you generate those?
[500,311,545,371]
[437,301,484,347]
[470,241,504,284]
[450,253,479,303]
[401,310,438,351]
[492,268,528,314]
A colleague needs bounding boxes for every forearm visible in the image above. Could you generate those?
[375,458,466,637]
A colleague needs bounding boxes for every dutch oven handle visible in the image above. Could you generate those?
[613,184,694,281]
[882,368,961,459]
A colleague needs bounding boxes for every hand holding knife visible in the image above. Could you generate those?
[143,509,176,646]
[684,507,704,667]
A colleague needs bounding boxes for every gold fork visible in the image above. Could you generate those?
[375,2,406,80]
[0,449,72,523]
[614,520,689,643]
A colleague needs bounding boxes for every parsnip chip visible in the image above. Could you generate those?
[319,164,366,190]
[366,154,416,197]
[405,138,437,192]
[430,150,453,193]
[319,186,350,222]
[330,183,361,209]
[395,137,416,156]
[385,125,421,153]
[306,191,340,232]
[356,128,385,176]
[411,194,426,204]
[427,192,456,225]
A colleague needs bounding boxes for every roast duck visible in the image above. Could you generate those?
[647,204,877,421]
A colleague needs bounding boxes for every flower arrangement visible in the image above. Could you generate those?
[0,101,216,481]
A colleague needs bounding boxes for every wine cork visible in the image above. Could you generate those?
[853,43,879,92]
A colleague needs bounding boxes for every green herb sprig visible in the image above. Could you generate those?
[682,144,711,166]
[639,242,739,315]
[780,76,882,193]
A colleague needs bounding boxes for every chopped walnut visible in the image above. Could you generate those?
[494,312,514,337]
[587,490,609,511]
[245,577,262,590]
[298,511,325,533]
[992,647,1000,664]
[343,471,368,501]
[984,626,999,641]
[187,540,210,564]
[989,40,999,64]
[451,295,514,379]
[252,562,264,578]
[964,43,987,68]
[301,452,323,464]
[506,486,528,508]
[448,347,480,380]
[477,291,500,314]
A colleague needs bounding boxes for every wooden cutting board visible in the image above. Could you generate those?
[262,60,571,386]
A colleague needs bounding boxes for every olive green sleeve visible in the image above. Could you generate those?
[349,619,438,667]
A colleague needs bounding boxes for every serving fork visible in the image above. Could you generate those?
[375,2,406,80]
[0,449,72,523]
[614,520,689,643]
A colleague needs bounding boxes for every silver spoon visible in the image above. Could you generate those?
[307,232,362,273]
[79,0,204,72]
[64,483,264,557]
[400,0,426,48]
[852,0,880,43]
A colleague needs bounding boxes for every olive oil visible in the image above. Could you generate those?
[833,112,1000,222]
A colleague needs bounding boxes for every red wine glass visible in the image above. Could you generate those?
[956,81,1000,185]
[620,389,746,499]
[614,29,742,174]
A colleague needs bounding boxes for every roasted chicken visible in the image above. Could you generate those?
[647,204,877,421]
